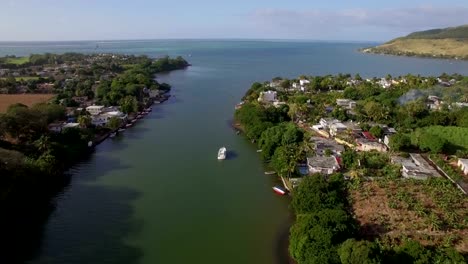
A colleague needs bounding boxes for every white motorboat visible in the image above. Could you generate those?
[218,147,227,160]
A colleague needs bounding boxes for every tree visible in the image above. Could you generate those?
[119,96,138,114]
[332,107,349,121]
[270,145,298,178]
[107,117,122,130]
[369,126,383,139]
[338,239,381,264]
[418,132,447,153]
[291,174,347,214]
[389,133,411,151]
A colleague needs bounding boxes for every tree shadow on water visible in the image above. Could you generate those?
[0,156,143,264]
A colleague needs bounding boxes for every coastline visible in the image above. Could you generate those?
[360,48,468,61]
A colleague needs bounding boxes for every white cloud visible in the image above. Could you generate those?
[248,6,468,40]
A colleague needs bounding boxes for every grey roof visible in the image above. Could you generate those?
[307,156,338,169]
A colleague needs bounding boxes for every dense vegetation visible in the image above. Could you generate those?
[289,175,466,264]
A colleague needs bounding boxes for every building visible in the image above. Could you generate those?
[377,78,392,89]
[356,139,387,152]
[458,159,468,175]
[310,137,345,156]
[336,99,357,109]
[258,91,277,103]
[307,156,340,175]
[86,105,105,115]
[319,118,339,129]
[91,111,127,127]
[63,123,80,129]
[329,122,348,137]
[392,154,441,180]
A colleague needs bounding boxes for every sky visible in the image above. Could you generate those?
[1,0,468,41]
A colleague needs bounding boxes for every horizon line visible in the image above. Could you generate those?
[0,38,383,44]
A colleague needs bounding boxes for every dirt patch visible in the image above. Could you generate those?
[0,94,55,113]
[350,180,468,252]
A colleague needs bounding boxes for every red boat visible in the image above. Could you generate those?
[273,186,287,195]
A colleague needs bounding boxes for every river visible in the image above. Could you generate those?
[1,40,468,264]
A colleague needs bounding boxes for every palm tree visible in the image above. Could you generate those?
[78,115,91,128]
[34,135,51,153]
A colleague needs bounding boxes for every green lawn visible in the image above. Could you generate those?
[4,57,29,65]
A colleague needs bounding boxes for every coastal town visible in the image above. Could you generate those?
[0,53,189,204]
[235,73,468,262]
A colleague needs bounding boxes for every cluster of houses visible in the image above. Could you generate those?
[48,105,127,133]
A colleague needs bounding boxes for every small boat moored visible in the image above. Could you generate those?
[273,186,287,195]
[264,171,276,175]
[125,123,133,128]
[118,128,125,132]
[109,132,116,138]
[218,147,227,160]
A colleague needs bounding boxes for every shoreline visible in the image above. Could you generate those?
[232,119,296,264]
[360,48,468,61]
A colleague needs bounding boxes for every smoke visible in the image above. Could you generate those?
[398,86,446,105]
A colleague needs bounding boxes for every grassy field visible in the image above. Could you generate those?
[351,178,468,252]
[0,94,55,113]
[0,76,42,81]
[420,126,468,151]
[366,39,468,59]
[4,57,30,65]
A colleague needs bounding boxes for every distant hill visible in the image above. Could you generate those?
[362,25,468,60]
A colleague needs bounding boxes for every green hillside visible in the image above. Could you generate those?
[363,25,468,60]
[403,25,468,40]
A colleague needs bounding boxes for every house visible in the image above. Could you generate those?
[336,99,357,110]
[329,122,348,137]
[319,118,339,129]
[299,79,310,87]
[356,139,387,152]
[311,125,330,138]
[392,154,442,180]
[48,122,64,133]
[63,123,80,129]
[91,111,127,127]
[346,79,361,86]
[86,105,105,115]
[307,156,340,175]
[310,137,345,156]
[377,78,392,89]
[269,80,282,88]
[458,159,468,175]
[258,91,277,103]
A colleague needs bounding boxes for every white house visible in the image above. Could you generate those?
[299,79,310,86]
[258,91,277,103]
[458,159,468,175]
[86,105,105,116]
[91,111,127,127]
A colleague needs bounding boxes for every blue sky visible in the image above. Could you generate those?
[1,0,468,41]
